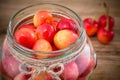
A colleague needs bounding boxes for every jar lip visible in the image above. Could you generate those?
[7,2,84,55]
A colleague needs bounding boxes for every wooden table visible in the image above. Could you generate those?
[0,0,120,80]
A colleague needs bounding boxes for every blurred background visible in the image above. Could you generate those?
[0,0,120,80]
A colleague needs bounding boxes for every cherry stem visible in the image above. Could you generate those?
[104,2,109,30]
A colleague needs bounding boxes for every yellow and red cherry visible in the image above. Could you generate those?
[33,10,53,27]
[97,3,114,44]
[57,18,77,32]
[97,27,114,44]
[54,29,78,49]
[32,39,53,59]
[32,39,53,52]
[36,23,56,42]
[14,28,37,49]
[83,18,99,36]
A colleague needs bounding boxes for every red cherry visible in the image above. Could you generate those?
[99,3,114,30]
[19,23,36,31]
[14,28,37,49]
[83,18,99,36]
[97,27,114,44]
[99,14,114,30]
[97,3,114,44]
[57,18,77,32]
[36,23,56,42]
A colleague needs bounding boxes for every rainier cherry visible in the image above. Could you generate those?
[54,29,78,49]
[97,3,114,44]
[32,39,53,59]
[32,39,52,52]
[33,10,53,27]
[83,18,99,36]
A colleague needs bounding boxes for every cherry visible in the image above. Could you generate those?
[97,3,114,44]
[32,39,53,59]
[60,61,79,80]
[57,18,77,32]
[80,58,95,77]
[1,56,20,78]
[98,3,114,30]
[33,10,53,27]
[32,39,53,52]
[83,18,99,36]
[76,51,90,77]
[36,23,56,42]
[99,15,114,30]
[54,29,78,49]
[97,27,114,44]
[14,28,37,49]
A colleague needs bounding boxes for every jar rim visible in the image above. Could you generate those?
[7,2,85,58]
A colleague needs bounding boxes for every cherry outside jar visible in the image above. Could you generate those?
[0,3,97,80]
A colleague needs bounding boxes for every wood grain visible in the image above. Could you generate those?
[0,0,120,80]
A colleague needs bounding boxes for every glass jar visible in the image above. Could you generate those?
[0,3,97,80]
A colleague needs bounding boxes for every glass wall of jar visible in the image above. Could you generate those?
[0,3,97,80]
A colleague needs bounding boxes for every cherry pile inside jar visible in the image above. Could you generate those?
[1,10,96,80]
[14,10,79,55]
